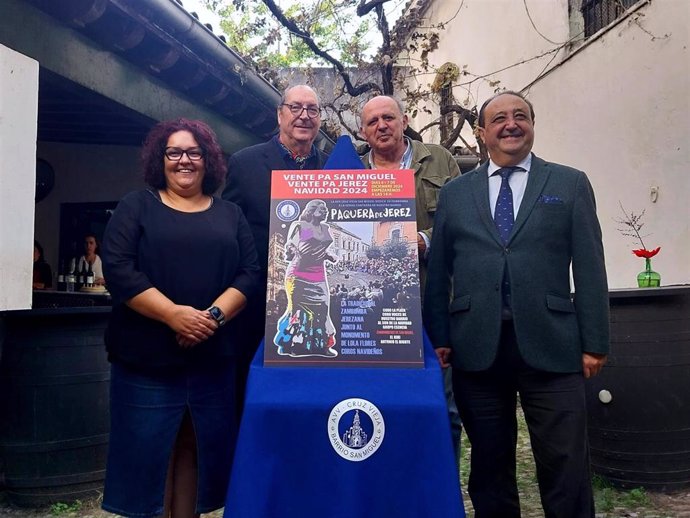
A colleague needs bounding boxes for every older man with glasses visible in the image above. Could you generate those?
[222,84,329,414]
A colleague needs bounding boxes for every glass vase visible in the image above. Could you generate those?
[637,258,661,288]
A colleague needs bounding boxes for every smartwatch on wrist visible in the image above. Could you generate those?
[207,305,226,327]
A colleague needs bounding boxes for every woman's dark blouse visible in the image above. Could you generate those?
[33,261,53,288]
[102,190,260,369]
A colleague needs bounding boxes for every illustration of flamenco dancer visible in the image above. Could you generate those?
[274,199,338,358]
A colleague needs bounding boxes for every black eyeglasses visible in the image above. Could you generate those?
[281,103,320,118]
[164,147,204,161]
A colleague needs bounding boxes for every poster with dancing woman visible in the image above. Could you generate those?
[265,169,423,368]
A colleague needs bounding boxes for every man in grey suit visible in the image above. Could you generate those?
[424,91,609,517]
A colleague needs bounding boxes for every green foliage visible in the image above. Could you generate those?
[592,476,618,512]
[625,487,651,507]
[592,476,651,511]
[591,473,611,490]
[202,0,473,146]
[208,1,284,67]
[204,0,375,67]
[597,487,617,512]
[49,500,82,516]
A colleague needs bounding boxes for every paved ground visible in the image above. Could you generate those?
[457,407,690,518]
[458,475,690,517]
[647,491,690,518]
[2,487,690,517]
[2,410,689,517]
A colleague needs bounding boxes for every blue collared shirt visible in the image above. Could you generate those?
[369,137,413,169]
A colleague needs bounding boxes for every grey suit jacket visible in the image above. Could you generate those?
[423,155,609,373]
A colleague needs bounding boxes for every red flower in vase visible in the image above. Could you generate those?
[632,247,661,258]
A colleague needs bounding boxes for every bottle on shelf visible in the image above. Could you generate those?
[86,262,95,288]
[57,259,66,291]
[77,260,85,290]
[66,258,76,292]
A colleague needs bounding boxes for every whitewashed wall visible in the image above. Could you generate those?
[403,0,689,288]
[527,0,689,288]
[400,0,570,144]
[0,44,38,311]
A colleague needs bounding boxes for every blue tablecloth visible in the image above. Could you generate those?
[224,334,465,518]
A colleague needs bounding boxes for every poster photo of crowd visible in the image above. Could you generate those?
[264,169,424,368]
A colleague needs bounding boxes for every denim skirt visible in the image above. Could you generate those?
[102,359,237,518]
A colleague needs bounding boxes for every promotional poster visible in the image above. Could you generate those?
[264,169,424,368]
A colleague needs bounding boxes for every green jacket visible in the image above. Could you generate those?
[363,140,460,241]
[363,140,460,292]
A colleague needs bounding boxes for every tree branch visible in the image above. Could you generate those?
[417,105,482,156]
[357,0,393,17]
[260,0,381,97]
[441,114,466,150]
[374,4,394,94]
[441,104,476,127]
[457,134,478,155]
[324,102,362,140]
[418,120,440,135]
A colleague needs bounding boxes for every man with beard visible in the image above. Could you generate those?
[222,85,329,408]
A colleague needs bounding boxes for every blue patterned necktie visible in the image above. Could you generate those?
[494,167,518,243]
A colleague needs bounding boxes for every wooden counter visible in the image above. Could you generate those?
[30,288,112,310]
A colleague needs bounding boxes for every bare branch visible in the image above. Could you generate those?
[418,120,440,134]
[441,104,475,126]
[260,0,381,97]
[375,4,394,94]
[323,102,362,140]
[615,202,651,249]
[456,134,478,155]
[357,0,393,17]
[441,112,467,150]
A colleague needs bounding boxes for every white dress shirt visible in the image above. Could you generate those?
[488,153,532,218]
[78,255,104,280]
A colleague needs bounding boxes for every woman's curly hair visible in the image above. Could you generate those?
[141,118,226,194]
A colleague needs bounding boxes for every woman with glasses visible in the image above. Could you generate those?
[101,118,259,518]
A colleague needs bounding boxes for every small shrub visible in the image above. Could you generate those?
[595,486,617,512]
[592,474,614,490]
[591,476,651,511]
[623,487,651,507]
[50,500,82,516]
